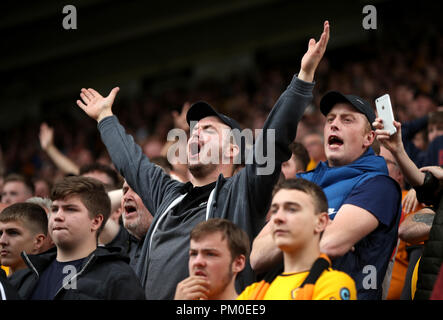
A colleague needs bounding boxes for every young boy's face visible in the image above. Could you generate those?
[0,220,39,271]
[49,195,102,250]
[270,188,327,252]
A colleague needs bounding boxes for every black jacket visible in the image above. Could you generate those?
[1,268,21,300]
[9,246,145,300]
[414,171,443,300]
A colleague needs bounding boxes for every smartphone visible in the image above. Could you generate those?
[375,94,397,135]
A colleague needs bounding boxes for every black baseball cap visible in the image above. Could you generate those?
[320,91,376,127]
[186,101,247,163]
[186,101,242,132]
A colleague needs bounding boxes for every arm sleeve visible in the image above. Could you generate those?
[343,175,401,227]
[98,116,183,216]
[242,75,315,222]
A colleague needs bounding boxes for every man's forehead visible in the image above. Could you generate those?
[191,116,229,129]
[272,189,312,205]
[52,195,84,206]
[4,181,27,190]
[0,219,25,229]
[191,232,227,247]
[329,102,365,115]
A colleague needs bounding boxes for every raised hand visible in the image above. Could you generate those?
[39,123,54,151]
[76,87,120,122]
[174,276,210,300]
[172,101,191,132]
[373,118,403,154]
[298,20,330,82]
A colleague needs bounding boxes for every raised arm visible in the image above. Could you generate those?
[374,118,425,186]
[76,87,182,215]
[76,87,120,123]
[248,22,330,268]
[298,20,330,82]
[39,123,80,175]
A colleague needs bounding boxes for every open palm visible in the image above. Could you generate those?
[76,87,120,122]
[299,20,330,82]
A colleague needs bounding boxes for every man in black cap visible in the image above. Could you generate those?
[251,91,402,299]
[76,21,330,299]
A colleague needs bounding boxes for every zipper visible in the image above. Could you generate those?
[22,251,40,279]
[53,254,96,299]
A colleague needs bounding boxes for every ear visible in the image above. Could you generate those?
[32,234,47,254]
[314,212,329,234]
[231,254,246,274]
[222,140,239,161]
[363,130,376,148]
[91,214,104,233]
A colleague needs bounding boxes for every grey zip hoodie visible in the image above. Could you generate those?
[98,75,314,299]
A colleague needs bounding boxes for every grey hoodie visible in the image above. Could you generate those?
[97,75,314,299]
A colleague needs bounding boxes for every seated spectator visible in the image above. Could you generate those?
[251,91,402,300]
[238,178,356,300]
[281,142,310,179]
[1,174,34,205]
[174,218,249,300]
[0,203,48,276]
[8,176,145,300]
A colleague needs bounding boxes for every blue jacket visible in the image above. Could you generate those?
[299,148,401,299]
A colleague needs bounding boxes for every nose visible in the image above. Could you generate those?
[52,208,65,222]
[271,208,285,225]
[0,232,8,245]
[191,252,207,268]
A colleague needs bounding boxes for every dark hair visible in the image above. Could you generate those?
[272,178,328,214]
[0,202,48,236]
[51,176,111,237]
[79,163,122,190]
[428,111,443,130]
[289,142,310,172]
[190,218,250,260]
[4,174,35,195]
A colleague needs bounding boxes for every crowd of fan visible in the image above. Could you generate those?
[0,23,442,300]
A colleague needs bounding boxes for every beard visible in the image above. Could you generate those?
[188,162,218,179]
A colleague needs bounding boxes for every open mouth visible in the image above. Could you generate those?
[189,141,202,156]
[124,204,137,215]
[328,135,344,147]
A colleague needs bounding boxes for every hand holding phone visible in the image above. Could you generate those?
[375,94,397,135]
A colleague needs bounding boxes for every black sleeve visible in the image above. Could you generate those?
[414,171,440,206]
[0,270,21,300]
